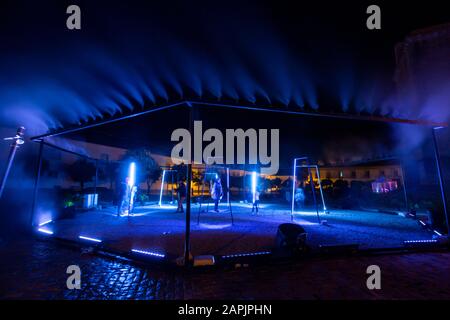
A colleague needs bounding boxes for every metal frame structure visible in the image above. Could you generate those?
[197,163,233,225]
[290,157,326,223]
[432,127,450,234]
[29,140,104,227]
[28,100,450,268]
[158,168,177,206]
[0,127,26,199]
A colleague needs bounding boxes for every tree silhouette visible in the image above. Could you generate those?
[122,148,161,195]
[98,160,119,190]
[65,159,96,191]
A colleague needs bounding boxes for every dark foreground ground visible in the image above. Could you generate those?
[1,239,450,300]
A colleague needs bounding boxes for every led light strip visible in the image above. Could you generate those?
[222,251,271,259]
[37,228,53,235]
[38,220,53,226]
[131,249,165,258]
[404,239,438,244]
[79,235,102,243]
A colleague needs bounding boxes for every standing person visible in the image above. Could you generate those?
[176,180,186,213]
[211,177,223,212]
[117,177,129,216]
[252,188,260,214]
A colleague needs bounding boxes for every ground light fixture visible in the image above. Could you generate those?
[159,169,166,206]
[251,171,257,204]
[403,239,440,249]
[38,220,53,227]
[79,235,102,243]
[131,249,165,258]
[37,228,53,235]
[0,126,25,199]
[222,251,271,259]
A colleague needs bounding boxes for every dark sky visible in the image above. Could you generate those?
[0,0,449,164]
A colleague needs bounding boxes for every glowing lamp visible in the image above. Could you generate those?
[128,162,136,187]
[159,170,166,206]
[251,171,257,203]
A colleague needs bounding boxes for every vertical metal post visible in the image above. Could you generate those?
[171,171,174,202]
[308,167,321,224]
[30,140,44,227]
[159,169,166,206]
[0,127,26,199]
[226,167,233,224]
[0,144,18,199]
[94,160,98,206]
[184,104,194,266]
[226,167,230,204]
[291,159,296,221]
[400,163,409,212]
[431,128,450,234]
[315,166,327,211]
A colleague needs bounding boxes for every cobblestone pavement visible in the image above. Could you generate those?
[1,239,450,300]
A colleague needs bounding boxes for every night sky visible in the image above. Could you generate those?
[0,0,449,163]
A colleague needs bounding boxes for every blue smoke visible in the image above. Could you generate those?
[0,1,447,137]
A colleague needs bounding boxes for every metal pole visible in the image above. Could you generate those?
[30,140,44,227]
[94,160,98,206]
[431,128,450,234]
[184,104,194,266]
[0,145,18,199]
[226,167,234,224]
[291,159,296,221]
[0,127,26,199]
[400,163,409,212]
[159,169,166,206]
[171,171,174,202]
[308,167,321,224]
[226,167,230,205]
[315,165,327,211]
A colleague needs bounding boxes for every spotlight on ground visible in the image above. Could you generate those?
[193,255,215,267]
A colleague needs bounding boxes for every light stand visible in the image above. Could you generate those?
[0,127,25,199]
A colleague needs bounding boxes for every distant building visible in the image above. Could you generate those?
[394,23,450,109]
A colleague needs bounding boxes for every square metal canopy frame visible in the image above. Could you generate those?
[28,100,450,266]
